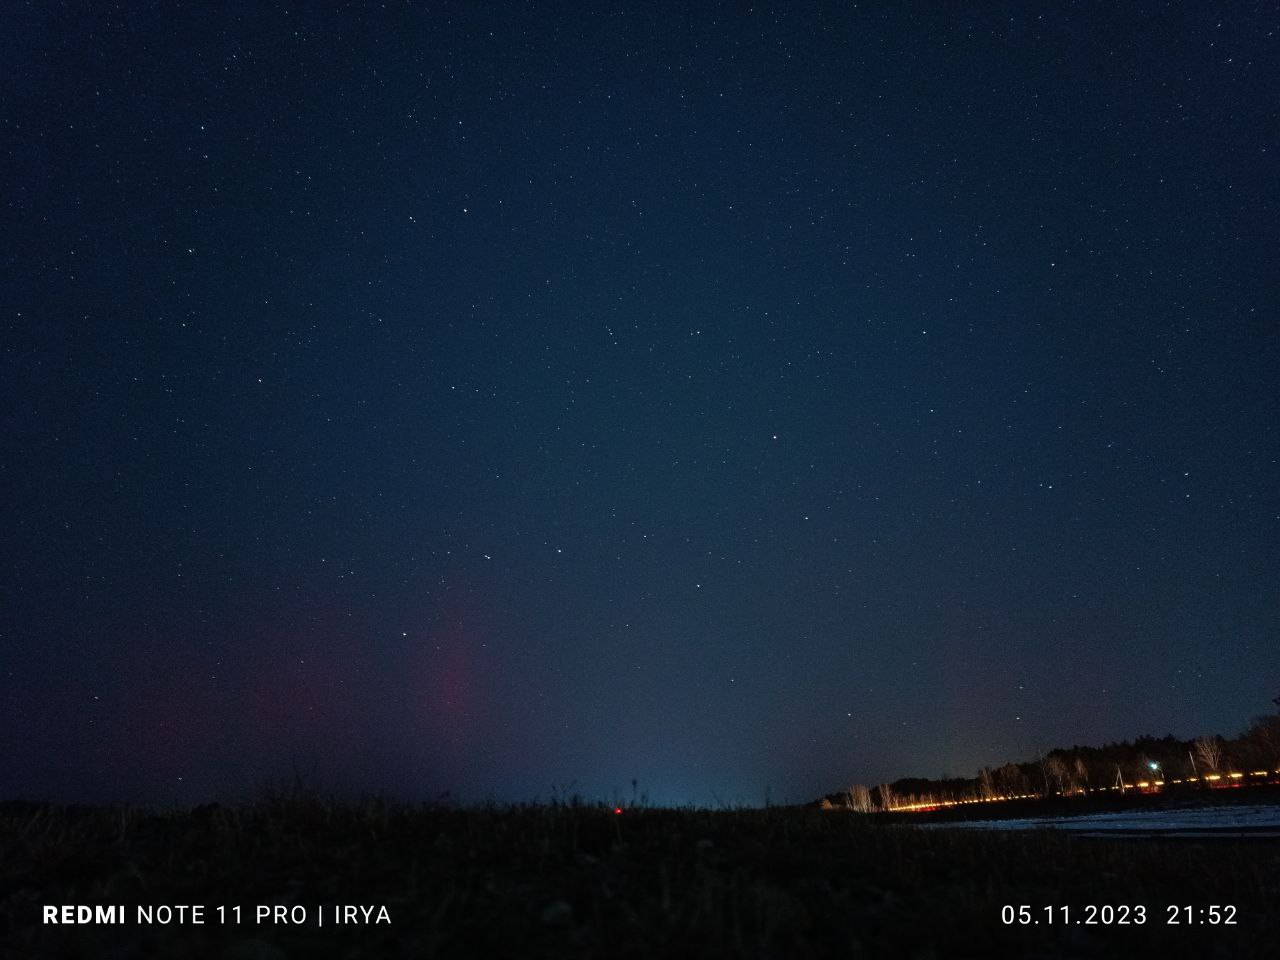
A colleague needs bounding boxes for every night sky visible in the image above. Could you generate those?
[3,3,1277,808]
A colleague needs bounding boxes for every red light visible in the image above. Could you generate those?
[613,807,623,815]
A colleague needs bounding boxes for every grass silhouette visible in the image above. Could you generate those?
[4,790,1279,958]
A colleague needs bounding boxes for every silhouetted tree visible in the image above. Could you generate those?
[1236,714,1280,769]
[1072,756,1089,792]
[875,783,898,811]
[1194,735,1224,772]
[846,784,872,812]
[1044,756,1070,794]
[994,763,1027,796]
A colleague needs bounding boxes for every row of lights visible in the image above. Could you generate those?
[878,768,1279,814]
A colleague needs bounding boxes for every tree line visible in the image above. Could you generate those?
[827,697,1280,812]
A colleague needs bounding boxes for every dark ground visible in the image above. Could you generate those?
[3,792,1278,959]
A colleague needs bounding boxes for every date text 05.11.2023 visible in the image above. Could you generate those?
[1001,905,1237,925]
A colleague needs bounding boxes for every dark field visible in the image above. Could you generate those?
[3,794,1278,959]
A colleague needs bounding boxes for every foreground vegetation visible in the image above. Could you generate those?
[3,791,1279,958]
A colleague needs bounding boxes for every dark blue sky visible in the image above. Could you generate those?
[3,2,1277,806]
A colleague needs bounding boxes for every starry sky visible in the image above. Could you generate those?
[2,2,1277,807]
